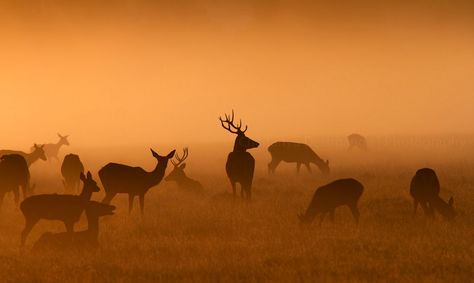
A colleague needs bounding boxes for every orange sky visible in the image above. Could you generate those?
[0,1,473,147]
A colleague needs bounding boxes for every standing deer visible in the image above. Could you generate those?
[410,168,456,221]
[0,144,47,167]
[61,153,85,193]
[0,154,31,209]
[219,110,259,200]
[268,142,329,175]
[32,201,115,252]
[165,148,204,193]
[99,149,175,215]
[347,133,367,151]
[298,178,364,226]
[37,133,70,162]
[20,171,100,246]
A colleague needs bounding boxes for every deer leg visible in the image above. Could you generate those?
[420,202,434,218]
[240,184,245,199]
[230,181,237,198]
[296,163,302,174]
[319,213,327,227]
[128,194,134,215]
[349,204,360,225]
[268,159,280,174]
[304,163,312,174]
[13,188,20,208]
[21,218,39,246]
[102,192,117,204]
[64,222,74,234]
[139,194,145,216]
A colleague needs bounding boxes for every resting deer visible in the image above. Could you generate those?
[268,142,329,175]
[298,178,364,226]
[165,148,203,193]
[219,110,259,200]
[37,133,70,162]
[347,133,367,151]
[99,149,175,215]
[61,153,85,193]
[0,154,31,209]
[0,144,47,167]
[20,171,100,246]
[32,201,115,252]
[410,168,456,221]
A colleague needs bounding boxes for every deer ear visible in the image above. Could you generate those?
[326,160,329,165]
[449,197,454,207]
[180,163,186,169]
[80,172,86,181]
[166,150,176,159]
[150,149,158,157]
[86,171,92,180]
[58,133,62,138]
[34,143,38,148]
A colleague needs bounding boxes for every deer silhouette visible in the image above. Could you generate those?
[20,171,100,246]
[410,168,456,221]
[0,144,47,167]
[37,133,70,162]
[298,178,364,226]
[61,154,85,194]
[165,148,203,193]
[347,133,367,151]
[219,110,259,200]
[268,142,329,175]
[0,154,31,209]
[32,201,115,252]
[99,149,175,215]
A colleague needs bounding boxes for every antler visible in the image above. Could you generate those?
[219,110,247,134]
[171,148,189,167]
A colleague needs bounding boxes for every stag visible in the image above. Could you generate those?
[61,153,85,194]
[39,133,70,162]
[0,154,31,209]
[268,142,329,175]
[219,110,259,200]
[165,148,203,193]
[99,149,175,215]
[0,144,47,167]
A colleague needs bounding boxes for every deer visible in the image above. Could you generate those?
[268,142,329,175]
[0,144,47,167]
[32,201,115,252]
[165,148,204,193]
[298,178,364,226]
[61,153,85,194]
[99,149,175,215]
[20,171,100,246]
[347,133,367,151]
[410,168,456,221]
[36,133,70,162]
[0,154,31,209]
[219,110,259,200]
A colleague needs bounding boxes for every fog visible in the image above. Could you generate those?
[1,1,473,148]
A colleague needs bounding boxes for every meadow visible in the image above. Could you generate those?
[0,135,473,282]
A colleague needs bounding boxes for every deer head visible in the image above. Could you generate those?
[58,133,70,146]
[32,144,47,161]
[219,110,259,152]
[80,171,100,194]
[165,148,189,182]
[151,149,176,163]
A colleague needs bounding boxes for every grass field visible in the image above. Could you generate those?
[0,136,473,282]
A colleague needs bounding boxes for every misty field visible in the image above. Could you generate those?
[0,137,473,282]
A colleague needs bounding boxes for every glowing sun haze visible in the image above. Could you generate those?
[1,1,473,147]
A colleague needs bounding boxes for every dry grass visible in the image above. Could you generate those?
[0,138,473,282]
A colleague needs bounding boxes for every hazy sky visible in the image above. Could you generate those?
[1,1,473,147]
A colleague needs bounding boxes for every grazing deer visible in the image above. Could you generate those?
[37,133,70,162]
[219,110,259,200]
[165,148,204,193]
[0,144,47,167]
[0,154,31,209]
[20,171,100,246]
[268,142,329,175]
[99,149,175,215]
[298,178,364,226]
[61,154,85,194]
[347,133,367,151]
[32,201,115,252]
[410,168,456,221]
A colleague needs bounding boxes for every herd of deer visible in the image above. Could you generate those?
[0,113,457,252]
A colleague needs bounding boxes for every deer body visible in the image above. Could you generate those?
[32,201,115,252]
[268,142,329,175]
[410,168,455,220]
[99,149,175,215]
[61,154,85,194]
[0,144,47,167]
[347,133,367,151]
[165,148,204,193]
[219,111,259,200]
[0,154,31,209]
[299,178,364,226]
[20,172,99,246]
